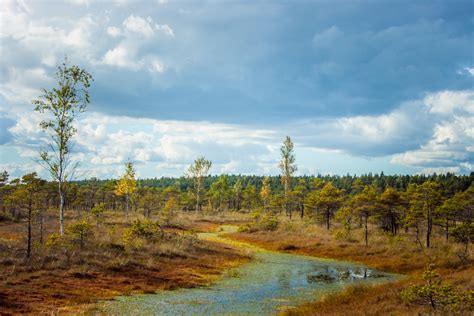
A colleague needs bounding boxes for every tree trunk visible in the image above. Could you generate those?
[445,218,449,241]
[27,200,32,258]
[59,181,65,236]
[196,182,200,212]
[426,207,432,248]
[365,213,368,246]
[125,194,129,219]
[326,208,330,230]
[39,213,44,244]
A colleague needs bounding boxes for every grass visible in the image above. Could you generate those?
[226,215,474,315]
[0,210,249,315]
[1,210,472,315]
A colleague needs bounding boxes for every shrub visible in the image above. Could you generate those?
[401,265,474,312]
[66,219,93,250]
[122,219,162,250]
[333,229,350,241]
[257,213,279,231]
[237,224,255,233]
[91,203,106,229]
[45,233,67,250]
[451,223,474,262]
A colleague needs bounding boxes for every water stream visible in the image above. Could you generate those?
[98,225,399,315]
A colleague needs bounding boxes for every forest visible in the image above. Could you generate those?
[0,61,473,315]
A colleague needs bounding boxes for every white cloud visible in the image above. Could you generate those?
[0,67,53,104]
[4,112,277,177]
[101,44,166,73]
[107,26,122,37]
[2,74,472,177]
[64,15,98,50]
[390,92,473,173]
[424,90,474,114]
[122,15,174,38]
[123,15,155,37]
[102,43,143,70]
[156,24,174,37]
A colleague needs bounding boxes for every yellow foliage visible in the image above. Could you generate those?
[114,162,137,197]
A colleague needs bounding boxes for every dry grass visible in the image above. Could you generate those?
[226,216,474,315]
[0,210,249,315]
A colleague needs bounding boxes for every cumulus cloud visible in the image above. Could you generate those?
[0,67,53,104]
[388,91,473,173]
[424,90,474,114]
[4,110,278,177]
[123,15,155,37]
[122,14,174,38]
[102,43,143,70]
[107,26,122,37]
[286,90,473,174]
[293,101,432,157]
[101,15,172,72]
[3,90,473,177]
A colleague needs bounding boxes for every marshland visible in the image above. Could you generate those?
[1,1,473,315]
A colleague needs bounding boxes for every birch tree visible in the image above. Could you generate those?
[279,136,297,218]
[33,58,92,235]
[188,156,212,212]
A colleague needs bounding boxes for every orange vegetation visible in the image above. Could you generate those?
[0,213,248,315]
[226,218,473,315]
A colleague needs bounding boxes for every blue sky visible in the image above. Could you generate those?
[0,0,473,179]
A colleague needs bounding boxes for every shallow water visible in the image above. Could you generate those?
[99,225,398,315]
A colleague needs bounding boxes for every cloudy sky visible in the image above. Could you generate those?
[0,0,473,179]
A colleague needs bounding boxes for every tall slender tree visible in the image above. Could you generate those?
[352,185,378,246]
[279,136,297,218]
[115,161,137,219]
[33,58,92,235]
[11,173,45,258]
[188,156,212,212]
[260,176,271,211]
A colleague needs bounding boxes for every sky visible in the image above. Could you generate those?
[0,0,473,179]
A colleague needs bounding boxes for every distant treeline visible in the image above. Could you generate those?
[75,172,474,195]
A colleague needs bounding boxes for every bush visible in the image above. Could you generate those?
[333,229,350,241]
[237,212,279,232]
[45,233,68,250]
[257,213,279,231]
[237,224,255,233]
[401,265,474,312]
[451,223,474,262]
[91,203,106,228]
[66,219,93,250]
[122,219,162,250]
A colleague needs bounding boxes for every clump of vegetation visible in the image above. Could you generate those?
[122,219,162,250]
[91,203,106,229]
[66,219,93,250]
[238,209,279,232]
[451,222,474,262]
[401,265,474,312]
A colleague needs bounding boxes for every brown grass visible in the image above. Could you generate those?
[226,216,474,315]
[0,210,249,315]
